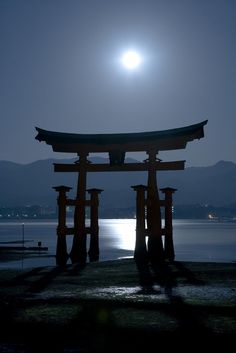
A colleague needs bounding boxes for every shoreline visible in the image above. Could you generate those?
[0,253,235,270]
[0,249,235,270]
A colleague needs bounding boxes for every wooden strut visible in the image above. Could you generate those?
[87,188,103,261]
[131,185,149,264]
[53,175,103,265]
[53,186,72,266]
[132,183,177,264]
[160,187,177,261]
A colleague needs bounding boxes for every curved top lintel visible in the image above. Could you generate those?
[35,120,208,153]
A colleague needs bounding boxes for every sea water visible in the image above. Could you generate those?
[0,219,235,269]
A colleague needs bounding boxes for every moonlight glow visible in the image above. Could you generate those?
[121,50,142,70]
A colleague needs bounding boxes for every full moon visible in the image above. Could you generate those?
[121,50,142,70]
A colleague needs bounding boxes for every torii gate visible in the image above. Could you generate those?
[35,120,207,265]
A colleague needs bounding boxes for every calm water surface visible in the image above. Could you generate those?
[0,219,235,269]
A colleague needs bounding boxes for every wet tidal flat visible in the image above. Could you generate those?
[0,259,236,352]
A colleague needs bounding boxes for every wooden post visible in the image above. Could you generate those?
[131,185,149,264]
[87,188,103,262]
[146,150,164,264]
[160,187,177,261]
[53,185,72,266]
[70,153,88,264]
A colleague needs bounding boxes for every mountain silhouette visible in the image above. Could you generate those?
[0,158,235,209]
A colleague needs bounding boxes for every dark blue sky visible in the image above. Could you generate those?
[0,0,235,166]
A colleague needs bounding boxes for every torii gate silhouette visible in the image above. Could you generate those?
[35,120,207,266]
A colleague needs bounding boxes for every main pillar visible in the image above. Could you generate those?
[146,150,164,264]
[70,153,88,264]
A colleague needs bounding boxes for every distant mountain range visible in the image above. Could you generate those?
[0,158,235,210]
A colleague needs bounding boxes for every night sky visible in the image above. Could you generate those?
[0,0,235,166]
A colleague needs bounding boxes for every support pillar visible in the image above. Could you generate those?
[87,188,103,262]
[146,150,164,264]
[70,153,88,264]
[53,185,72,266]
[131,185,149,264]
[160,187,177,261]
